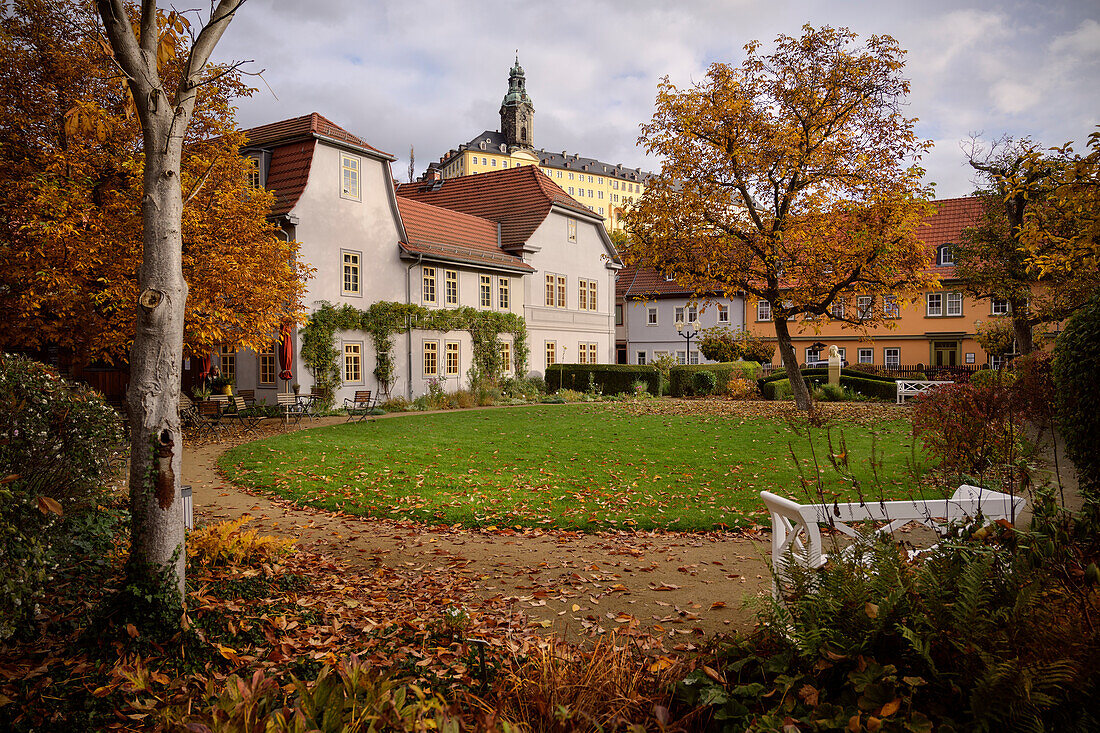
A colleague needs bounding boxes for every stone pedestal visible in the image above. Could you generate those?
[828,345,841,386]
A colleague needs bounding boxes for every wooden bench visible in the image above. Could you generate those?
[896,379,953,404]
[760,485,1026,582]
[343,390,375,422]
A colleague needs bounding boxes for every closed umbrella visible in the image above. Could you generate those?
[278,324,294,390]
[199,353,211,381]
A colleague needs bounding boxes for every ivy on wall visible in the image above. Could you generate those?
[300,301,529,406]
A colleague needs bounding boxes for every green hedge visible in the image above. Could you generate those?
[760,374,898,401]
[545,364,661,395]
[760,367,898,386]
[669,361,760,397]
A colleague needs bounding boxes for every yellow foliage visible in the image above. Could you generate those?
[187,516,294,569]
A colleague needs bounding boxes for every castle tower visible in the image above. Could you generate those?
[499,55,534,151]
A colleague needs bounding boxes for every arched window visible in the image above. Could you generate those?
[521,127,527,142]
[938,244,955,267]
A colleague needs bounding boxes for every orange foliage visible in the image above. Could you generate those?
[0,1,309,364]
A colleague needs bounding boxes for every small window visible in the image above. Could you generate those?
[423,341,438,377]
[246,155,262,189]
[647,306,658,326]
[445,270,458,306]
[858,348,873,364]
[579,279,589,311]
[342,250,361,295]
[806,347,822,365]
[259,345,276,385]
[499,341,511,373]
[717,304,729,323]
[587,343,598,364]
[991,297,1010,315]
[756,300,772,322]
[687,305,697,323]
[947,292,963,317]
[884,348,900,368]
[688,350,699,365]
[675,306,685,323]
[636,351,647,365]
[588,189,593,198]
[445,341,460,376]
[568,186,575,196]
[938,244,955,267]
[588,280,597,311]
[556,275,566,308]
[829,299,845,320]
[498,277,510,310]
[491,159,496,166]
[218,345,236,384]
[615,303,624,326]
[926,292,943,317]
[479,274,492,308]
[567,219,577,242]
[341,154,360,199]
[676,350,686,365]
[884,295,900,318]
[545,341,557,368]
[344,343,362,383]
[422,266,437,304]
[857,295,872,320]
[545,274,555,307]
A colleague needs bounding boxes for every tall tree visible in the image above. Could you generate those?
[94,0,246,604]
[0,1,308,365]
[625,26,936,410]
[958,136,1099,354]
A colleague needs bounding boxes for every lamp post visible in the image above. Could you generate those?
[675,318,700,364]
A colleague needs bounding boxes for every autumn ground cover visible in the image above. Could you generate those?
[219,401,929,531]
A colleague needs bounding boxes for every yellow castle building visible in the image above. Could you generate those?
[425,57,650,230]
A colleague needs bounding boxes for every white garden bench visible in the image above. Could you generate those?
[896,379,954,404]
[759,485,1026,581]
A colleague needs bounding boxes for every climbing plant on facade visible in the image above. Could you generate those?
[300,302,528,406]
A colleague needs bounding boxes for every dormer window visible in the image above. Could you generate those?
[938,244,955,267]
[246,155,262,189]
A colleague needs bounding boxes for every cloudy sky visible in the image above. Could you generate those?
[213,0,1099,199]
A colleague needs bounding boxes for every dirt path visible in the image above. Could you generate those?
[184,412,774,642]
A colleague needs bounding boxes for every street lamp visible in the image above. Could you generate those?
[675,318,700,363]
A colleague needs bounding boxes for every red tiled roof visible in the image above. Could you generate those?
[263,139,315,216]
[242,112,392,158]
[396,197,534,272]
[917,196,983,277]
[396,166,598,251]
[617,263,707,298]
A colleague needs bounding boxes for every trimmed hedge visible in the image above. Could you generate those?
[1053,292,1100,504]
[545,364,661,395]
[669,361,760,397]
[760,367,898,387]
[760,373,899,401]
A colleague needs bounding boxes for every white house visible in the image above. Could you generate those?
[223,113,619,405]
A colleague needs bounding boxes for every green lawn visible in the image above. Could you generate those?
[218,403,928,531]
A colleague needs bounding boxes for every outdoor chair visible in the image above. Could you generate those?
[178,393,201,428]
[277,392,305,427]
[343,390,375,422]
[236,389,256,406]
[229,395,262,436]
[196,400,230,441]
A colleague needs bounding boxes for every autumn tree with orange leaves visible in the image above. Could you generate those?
[625,26,937,410]
[0,1,309,366]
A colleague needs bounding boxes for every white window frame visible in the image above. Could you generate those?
[647,306,658,326]
[829,299,845,320]
[341,249,361,297]
[857,295,872,320]
[884,348,900,368]
[991,297,1010,315]
[756,300,771,322]
[938,244,954,267]
[858,348,873,364]
[806,347,822,366]
[926,292,943,317]
[675,306,685,323]
[676,350,686,365]
[947,291,963,317]
[344,342,363,384]
[341,153,361,200]
[717,304,729,324]
[884,295,900,319]
[688,350,699,365]
[636,351,647,365]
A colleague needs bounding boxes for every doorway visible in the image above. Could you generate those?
[933,341,959,367]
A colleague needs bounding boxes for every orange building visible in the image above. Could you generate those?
[746,197,1015,370]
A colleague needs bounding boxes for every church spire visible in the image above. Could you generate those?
[500,55,534,150]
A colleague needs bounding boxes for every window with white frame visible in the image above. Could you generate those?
[342,250,361,296]
[884,348,900,368]
[938,244,955,267]
[991,297,1010,315]
[676,350,686,365]
[689,351,700,365]
[445,270,458,306]
[567,218,577,242]
[344,343,362,383]
[858,348,873,364]
[341,154,360,199]
[636,351,647,365]
[545,341,556,368]
[806,347,823,365]
[717,304,729,323]
[687,305,698,323]
[498,277,510,309]
[675,306,685,323]
[499,341,511,373]
[422,341,438,377]
[884,295,900,318]
[259,345,276,385]
[647,306,658,326]
[926,292,943,316]
[829,298,846,320]
[422,266,436,304]
[989,353,1005,369]
[947,292,963,316]
[757,300,771,321]
[218,345,236,384]
[857,295,872,320]
[479,274,492,308]
[445,341,460,377]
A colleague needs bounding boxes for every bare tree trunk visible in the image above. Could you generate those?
[98,0,244,604]
[774,316,812,411]
[1010,296,1034,355]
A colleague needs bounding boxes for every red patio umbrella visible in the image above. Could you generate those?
[199,352,211,381]
[278,324,294,387]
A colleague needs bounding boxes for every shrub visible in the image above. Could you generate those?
[1053,292,1100,505]
[188,516,294,569]
[0,354,125,640]
[669,361,758,397]
[911,382,1021,478]
[691,370,718,396]
[816,383,847,402]
[500,375,545,400]
[970,367,1016,388]
[545,364,660,395]
[839,374,897,401]
[761,378,793,400]
[724,375,759,399]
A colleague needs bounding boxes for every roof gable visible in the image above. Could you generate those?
[242,112,392,158]
[395,197,532,272]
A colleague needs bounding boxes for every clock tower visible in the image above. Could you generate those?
[499,55,534,151]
